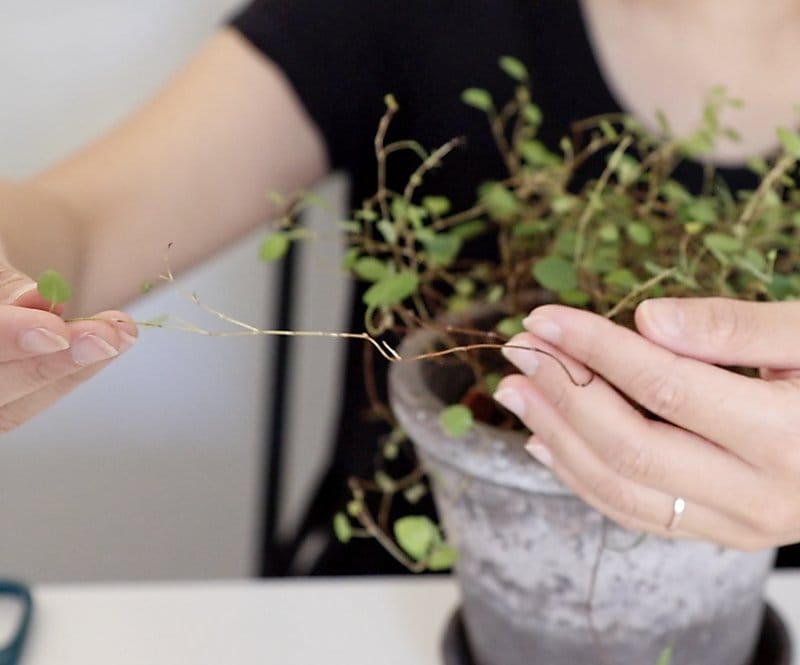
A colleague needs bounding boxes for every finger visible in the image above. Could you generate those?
[0,265,38,304]
[0,311,135,407]
[636,298,800,369]
[0,355,118,433]
[501,334,766,528]
[0,305,71,362]
[493,375,769,549]
[521,305,786,466]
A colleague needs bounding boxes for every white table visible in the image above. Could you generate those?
[16,573,800,664]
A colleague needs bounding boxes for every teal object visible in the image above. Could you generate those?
[0,580,32,665]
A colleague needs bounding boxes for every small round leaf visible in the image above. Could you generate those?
[37,269,72,306]
[440,404,474,438]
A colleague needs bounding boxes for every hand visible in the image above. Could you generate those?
[0,261,136,433]
[493,297,800,551]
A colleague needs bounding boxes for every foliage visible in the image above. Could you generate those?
[263,58,800,575]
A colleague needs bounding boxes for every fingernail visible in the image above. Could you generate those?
[502,344,539,375]
[117,330,138,351]
[19,328,70,354]
[525,438,553,468]
[8,283,38,304]
[523,314,562,345]
[71,334,119,366]
[638,299,684,338]
[493,386,526,420]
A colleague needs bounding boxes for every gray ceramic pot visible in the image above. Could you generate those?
[389,321,775,665]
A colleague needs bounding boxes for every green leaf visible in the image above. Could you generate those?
[520,140,561,167]
[511,219,550,238]
[523,103,543,126]
[599,120,618,140]
[451,219,489,241]
[597,224,620,243]
[362,271,420,308]
[339,220,361,233]
[422,196,452,217]
[346,500,364,517]
[551,195,579,215]
[418,231,462,267]
[440,404,475,438]
[37,269,72,305]
[483,372,502,394]
[355,207,379,222]
[499,55,528,81]
[384,93,399,112]
[604,269,639,290]
[496,316,525,338]
[427,544,459,571]
[353,257,389,282]
[533,256,579,292]
[404,483,428,505]
[703,233,742,254]
[656,646,673,665]
[341,247,360,270]
[461,88,494,112]
[768,273,799,300]
[559,289,591,306]
[777,127,800,158]
[626,222,653,246]
[555,231,578,258]
[480,182,520,220]
[140,281,154,295]
[259,232,291,262]
[394,516,440,561]
[454,278,476,297]
[678,199,718,224]
[333,513,352,544]
[486,284,505,303]
[377,219,398,245]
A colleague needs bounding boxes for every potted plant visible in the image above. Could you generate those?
[305,58,799,665]
[40,57,796,665]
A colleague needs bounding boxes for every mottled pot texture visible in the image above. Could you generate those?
[389,323,775,665]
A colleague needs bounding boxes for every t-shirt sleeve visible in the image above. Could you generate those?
[229,0,387,172]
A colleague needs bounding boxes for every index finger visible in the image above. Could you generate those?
[522,305,785,464]
[0,305,71,362]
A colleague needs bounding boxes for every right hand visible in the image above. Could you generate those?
[0,261,137,433]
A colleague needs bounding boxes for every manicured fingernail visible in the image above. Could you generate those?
[8,283,38,304]
[19,328,70,354]
[493,387,526,420]
[525,438,553,468]
[117,330,138,351]
[502,344,539,375]
[71,334,118,366]
[522,314,562,345]
[638,299,684,338]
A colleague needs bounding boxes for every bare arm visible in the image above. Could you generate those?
[0,27,330,434]
[1,27,329,314]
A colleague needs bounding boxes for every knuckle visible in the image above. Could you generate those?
[703,299,750,350]
[589,474,640,525]
[633,365,685,419]
[605,435,657,482]
[25,357,64,386]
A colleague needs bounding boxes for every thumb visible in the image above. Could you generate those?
[0,264,39,305]
[635,297,800,369]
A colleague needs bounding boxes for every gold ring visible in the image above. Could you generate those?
[666,497,686,531]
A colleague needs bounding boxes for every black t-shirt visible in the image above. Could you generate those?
[230,1,796,572]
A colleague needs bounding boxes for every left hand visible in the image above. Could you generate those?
[493,297,800,550]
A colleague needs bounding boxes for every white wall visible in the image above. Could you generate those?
[0,0,349,583]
